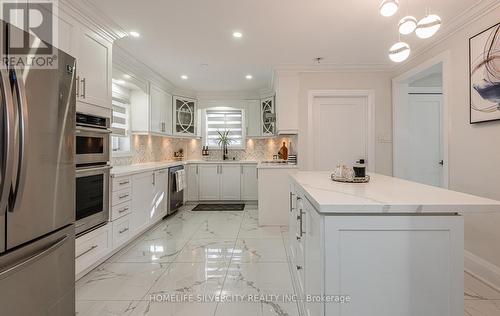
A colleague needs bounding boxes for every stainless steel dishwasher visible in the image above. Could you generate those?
[168,165,184,215]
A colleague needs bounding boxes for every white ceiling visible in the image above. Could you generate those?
[89,0,481,92]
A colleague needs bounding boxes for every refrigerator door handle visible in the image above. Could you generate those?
[8,69,29,212]
[0,235,68,280]
[0,69,15,215]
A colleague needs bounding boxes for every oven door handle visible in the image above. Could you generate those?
[76,165,113,174]
[75,126,112,134]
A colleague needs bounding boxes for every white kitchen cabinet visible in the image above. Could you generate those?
[112,214,132,250]
[220,165,241,200]
[130,172,154,235]
[151,169,168,222]
[150,85,173,135]
[186,164,199,201]
[246,100,261,137]
[275,73,299,134]
[198,165,220,200]
[241,165,258,200]
[173,96,197,136]
[75,26,112,110]
[261,96,276,136]
[75,223,112,279]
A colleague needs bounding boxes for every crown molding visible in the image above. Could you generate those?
[273,63,392,73]
[59,0,127,42]
[393,0,500,72]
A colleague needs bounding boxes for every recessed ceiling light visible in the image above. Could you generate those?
[245,75,253,80]
[181,75,188,80]
[232,31,243,38]
[129,31,140,38]
[123,74,131,79]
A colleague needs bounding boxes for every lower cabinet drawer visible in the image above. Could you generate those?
[112,176,132,192]
[112,188,132,206]
[111,200,132,221]
[112,214,132,249]
[75,223,112,277]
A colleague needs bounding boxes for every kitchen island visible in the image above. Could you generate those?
[288,172,500,316]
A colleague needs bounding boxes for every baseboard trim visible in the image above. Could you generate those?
[465,250,500,292]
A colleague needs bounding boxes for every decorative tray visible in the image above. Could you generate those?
[331,174,370,183]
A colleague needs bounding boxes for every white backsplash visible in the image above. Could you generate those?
[112,135,298,166]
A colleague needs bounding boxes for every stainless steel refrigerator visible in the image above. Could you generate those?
[0,21,76,315]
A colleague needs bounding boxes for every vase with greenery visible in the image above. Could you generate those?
[217,130,233,160]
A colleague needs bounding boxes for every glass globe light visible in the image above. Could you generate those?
[379,0,399,17]
[398,16,417,35]
[415,14,441,39]
[389,42,411,62]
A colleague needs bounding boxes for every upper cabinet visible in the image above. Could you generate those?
[74,27,112,110]
[246,100,261,137]
[274,72,299,135]
[173,96,197,136]
[261,96,276,136]
[150,84,173,135]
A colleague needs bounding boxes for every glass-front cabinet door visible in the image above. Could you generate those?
[261,96,275,136]
[173,96,197,136]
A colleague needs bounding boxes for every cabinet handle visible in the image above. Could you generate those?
[296,265,303,270]
[119,194,129,199]
[152,173,156,185]
[119,227,129,234]
[118,207,129,214]
[76,245,98,259]
[119,181,130,186]
[196,165,199,175]
[297,209,305,238]
[289,192,295,213]
[76,76,80,97]
[241,165,243,174]
[81,77,86,99]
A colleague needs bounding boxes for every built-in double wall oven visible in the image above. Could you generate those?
[75,112,112,235]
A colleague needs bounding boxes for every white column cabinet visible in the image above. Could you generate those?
[130,172,154,235]
[186,164,199,201]
[220,165,241,200]
[241,165,258,200]
[74,27,112,110]
[198,165,220,200]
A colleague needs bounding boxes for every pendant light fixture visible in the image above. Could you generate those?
[388,42,410,62]
[379,0,399,17]
[415,14,441,39]
[398,16,417,35]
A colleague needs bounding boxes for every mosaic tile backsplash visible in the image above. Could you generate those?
[111,135,298,166]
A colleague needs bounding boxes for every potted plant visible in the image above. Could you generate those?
[217,130,233,160]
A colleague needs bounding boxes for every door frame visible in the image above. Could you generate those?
[307,90,376,172]
[392,51,450,188]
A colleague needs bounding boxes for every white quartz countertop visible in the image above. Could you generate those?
[291,172,500,214]
[111,160,258,177]
[257,162,300,169]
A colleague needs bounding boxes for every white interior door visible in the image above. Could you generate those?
[311,96,368,171]
[406,94,443,187]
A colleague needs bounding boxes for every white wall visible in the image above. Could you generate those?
[297,72,394,175]
[391,6,500,285]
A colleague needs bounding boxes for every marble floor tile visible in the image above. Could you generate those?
[76,262,168,301]
[464,300,500,316]
[222,263,295,296]
[238,220,283,238]
[142,220,201,241]
[113,238,189,263]
[215,302,299,316]
[76,300,141,316]
[134,301,218,316]
[465,273,500,300]
[147,262,229,297]
[192,219,241,239]
[176,238,236,263]
[232,238,287,263]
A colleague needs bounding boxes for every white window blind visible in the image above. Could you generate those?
[111,99,131,155]
[205,109,244,148]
